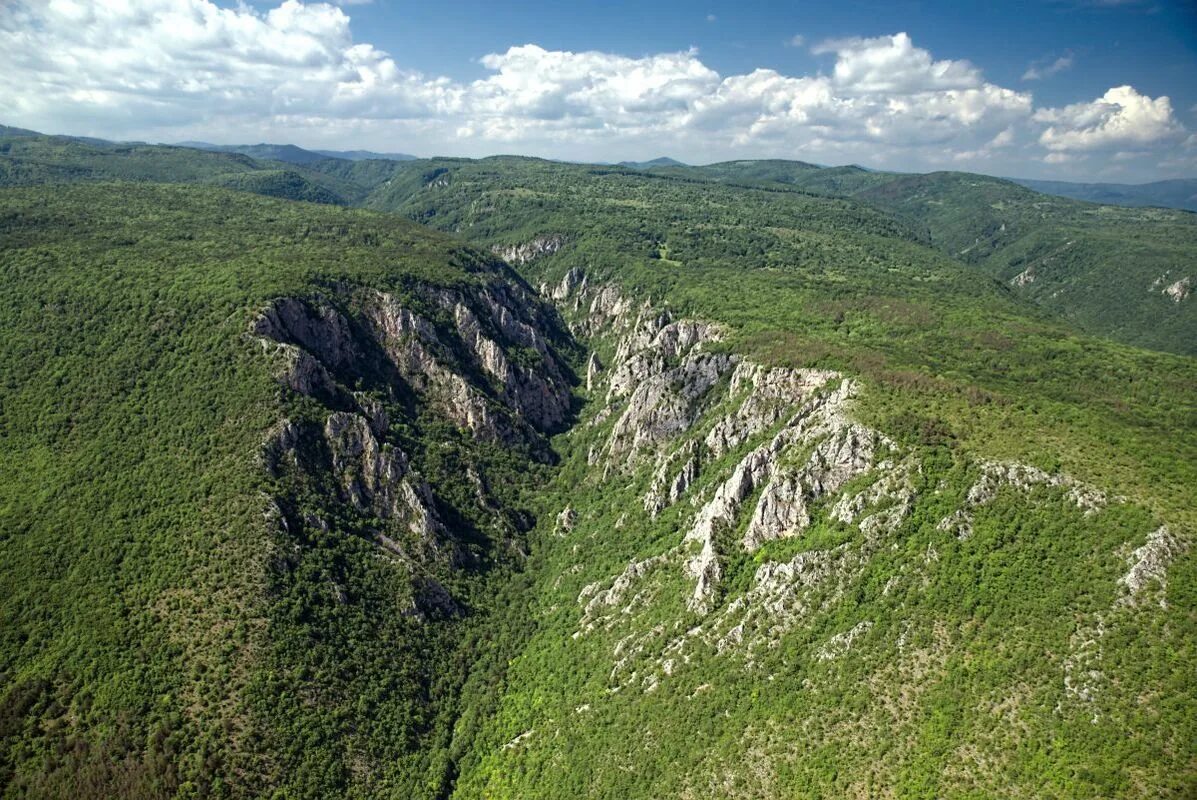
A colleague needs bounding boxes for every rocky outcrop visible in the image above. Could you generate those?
[252,272,577,622]
[550,269,1175,700]
[1011,266,1036,287]
[815,620,874,661]
[577,554,671,634]
[253,296,358,370]
[644,441,700,517]
[449,298,570,431]
[680,381,884,610]
[602,317,733,466]
[705,362,836,458]
[1063,524,1184,717]
[742,422,879,551]
[1118,525,1183,607]
[1163,276,1191,303]
[829,462,918,540]
[253,281,574,448]
[545,271,900,615]
[555,505,578,535]
[585,352,603,392]
[322,411,443,541]
[938,460,1106,540]
[492,234,565,265]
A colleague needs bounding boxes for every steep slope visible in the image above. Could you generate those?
[355,155,1195,794]
[0,182,580,798]
[364,157,1196,520]
[450,272,1195,798]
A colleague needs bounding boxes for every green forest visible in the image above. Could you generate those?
[0,133,1194,798]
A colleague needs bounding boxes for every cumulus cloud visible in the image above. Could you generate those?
[0,0,1188,177]
[470,45,718,128]
[0,0,455,134]
[813,33,982,93]
[1034,85,1182,150]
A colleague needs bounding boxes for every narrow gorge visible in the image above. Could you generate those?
[241,242,1186,796]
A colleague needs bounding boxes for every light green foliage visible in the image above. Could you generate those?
[662,163,1197,355]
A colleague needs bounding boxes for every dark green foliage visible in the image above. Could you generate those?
[0,183,566,798]
[207,169,346,205]
[0,134,362,206]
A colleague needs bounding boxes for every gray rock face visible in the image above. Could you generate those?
[585,352,603,392]
[322,411,443,542]
[742,473,810,552]
[550,267,587,302]
[253,281,573,447]
[1119,525,1183,607]
[556,505,578,535]
[450,298,570,432]
[251,274,576,617]
[681,381,883,609]
[705,362,836,458]
[598,314,733,466]
[492,234,565,265]
[252,296,358,370]
[644,441,701,517]
[547,271,893,614]
[1163,276,1191,303]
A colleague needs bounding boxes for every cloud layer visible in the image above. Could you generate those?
[0,0,1190,178]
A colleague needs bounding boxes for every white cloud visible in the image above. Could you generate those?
[1022,53,1074,81]
[813,33,982,93]
[1034,85,1182,151]
[707,14,717,23]
[787,34,805,47]
[0,0,1188,178]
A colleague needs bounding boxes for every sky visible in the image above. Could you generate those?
[2,0,1196,181]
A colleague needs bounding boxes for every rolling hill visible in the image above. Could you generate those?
[636,160,1197,355]
[1012,177,1197,212]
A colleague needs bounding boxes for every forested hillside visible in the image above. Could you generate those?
[0,140,1194,798]
[1011,177,1197,213]
[0,183,582,797]
[3,129,1193,356]
[644,161,1197,355]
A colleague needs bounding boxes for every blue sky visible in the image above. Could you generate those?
[352,0,1197,105]
[2,0,1195,180]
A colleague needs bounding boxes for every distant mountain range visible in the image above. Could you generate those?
[314,148,418,162]
[14,128,1194,213]
[616,156,687,169]
[1009,177,1197,212]
[176,141,417,164]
